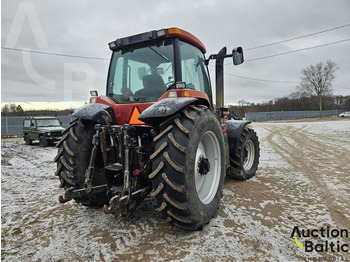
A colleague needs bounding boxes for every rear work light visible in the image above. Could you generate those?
[108,41,117,49]
[90,90,98,96]
[175,82,186,89]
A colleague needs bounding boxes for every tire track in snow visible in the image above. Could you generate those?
[265,125,349,229]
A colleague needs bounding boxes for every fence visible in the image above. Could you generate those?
[245,110,345,121]
[1,116,71,136]
[2,109,346,135]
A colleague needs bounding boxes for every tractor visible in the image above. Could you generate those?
[54,27,259,230]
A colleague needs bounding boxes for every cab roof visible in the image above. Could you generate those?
[108,27,206,54]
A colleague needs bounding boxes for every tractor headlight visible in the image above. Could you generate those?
[47,132,51,136]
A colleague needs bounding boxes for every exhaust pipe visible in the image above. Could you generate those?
[215,47,227,123]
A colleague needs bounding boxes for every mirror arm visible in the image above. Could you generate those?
[205,54,233,65]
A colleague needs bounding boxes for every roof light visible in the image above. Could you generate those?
[156,29,167,37]
[90,97,97,103]
[168,28,182,35]
[108,41,117,50]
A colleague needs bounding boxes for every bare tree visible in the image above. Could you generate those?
[1,104,10,115]
[297,60,338,117]
[16,105,24,115]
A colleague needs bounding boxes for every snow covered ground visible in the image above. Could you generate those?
[1,118,350,261]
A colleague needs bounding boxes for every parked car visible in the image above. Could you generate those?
[23,116,64,147]
[339,111,350,117]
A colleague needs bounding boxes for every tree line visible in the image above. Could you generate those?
[230,60,349,118]
[229,94,350,119]
[1,103,74,117]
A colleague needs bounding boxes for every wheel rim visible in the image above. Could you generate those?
[243,140,255,171]
[195,131,221,205]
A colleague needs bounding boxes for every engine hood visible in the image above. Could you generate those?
[37,126,65,132]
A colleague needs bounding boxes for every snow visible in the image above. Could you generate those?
[1,119,350,261]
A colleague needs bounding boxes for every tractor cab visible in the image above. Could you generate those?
[56,27,259,231]
[106,28,212,105]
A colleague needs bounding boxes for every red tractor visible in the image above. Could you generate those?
[55,28,259,230]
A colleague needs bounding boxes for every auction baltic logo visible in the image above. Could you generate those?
[291,226,349,253]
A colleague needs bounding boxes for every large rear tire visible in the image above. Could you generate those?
[54,118,107,205]
[150,105,225,230]
[226,127,259,180]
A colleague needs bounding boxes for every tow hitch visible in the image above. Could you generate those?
[59,120,153,217]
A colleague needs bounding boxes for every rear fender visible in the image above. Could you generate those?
[138,97,198,128]
[70,103,116,124]
[226,120,251,156]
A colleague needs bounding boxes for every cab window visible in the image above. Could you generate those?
[23,120,31,128]
[107,39,174,103]
[179,41,211,100]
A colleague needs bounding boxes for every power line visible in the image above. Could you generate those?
[3,45,301,85]
[224,72,299,84]
[208,67,298,84]
[245,23,350,51]
[245,38,350,62]
[3,40,349,86]
[1,47,109,61]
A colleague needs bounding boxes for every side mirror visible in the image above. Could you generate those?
[232,47,244,65]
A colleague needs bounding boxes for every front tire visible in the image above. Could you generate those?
[150,105,225,230]
[54,118,107,205]
[39,136,48,147]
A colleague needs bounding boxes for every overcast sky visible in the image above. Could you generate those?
[1,0,350,108]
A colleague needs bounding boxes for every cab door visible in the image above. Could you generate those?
[23,119,31,136]
[29,120,39,140]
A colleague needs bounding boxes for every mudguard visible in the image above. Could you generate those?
[139,97,198,127]
[70,103,116,124]
[226,120,251,156]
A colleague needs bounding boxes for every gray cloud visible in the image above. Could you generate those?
[2,0,350,104]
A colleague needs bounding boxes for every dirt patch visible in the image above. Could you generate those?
[2,119,350,261]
